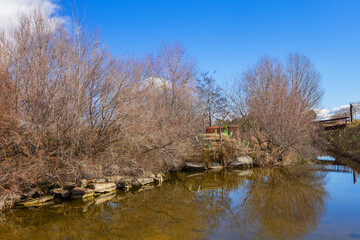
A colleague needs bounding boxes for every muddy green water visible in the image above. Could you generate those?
[1,164,360,240]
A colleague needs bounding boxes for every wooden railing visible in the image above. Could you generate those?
[317,116,350,130]
[317,116,350,124]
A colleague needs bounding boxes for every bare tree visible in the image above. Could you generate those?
[231,54,323,164]
[196,72,228,126]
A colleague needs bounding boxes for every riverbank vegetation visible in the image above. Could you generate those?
[0,9,324,209]
[319,124,360,163]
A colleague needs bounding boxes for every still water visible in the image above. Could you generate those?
[0,164,359,240]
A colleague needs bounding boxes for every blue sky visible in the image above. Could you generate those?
[1,0,360,111]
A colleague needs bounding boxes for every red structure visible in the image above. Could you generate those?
[206,126,223,134]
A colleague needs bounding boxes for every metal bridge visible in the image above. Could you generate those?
[316,103,355,130]
[317,116,351,130]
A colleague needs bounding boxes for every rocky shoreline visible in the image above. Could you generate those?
[9,156,253,209]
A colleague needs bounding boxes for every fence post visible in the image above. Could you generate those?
[219,126,222,142]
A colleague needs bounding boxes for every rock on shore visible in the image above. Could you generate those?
[87,182,117,193]
[52,188,70,198]
[184,162,206,170]
[229,156,253,167]
[21,195,54,207]
[71,188,95,199]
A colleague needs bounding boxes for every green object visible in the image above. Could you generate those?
[199,132,202,138]
[213,150,216,159]
[237,138,241,145]
[246,142,250,148]
[209,139,212,148]
[202,140,204,148]
[253,144,257,151]
[215,129,217,136]
[229,132,233,138]
[243,140,246,146]
[222,125,228,134]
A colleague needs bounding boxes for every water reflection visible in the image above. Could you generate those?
[237,167,328,240]
[0,167,329,240]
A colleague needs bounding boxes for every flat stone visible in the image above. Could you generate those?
[52,188,70,198]
[106,175,125,183]
[143,171,155,178]
[92,179,106,183]
[136,177,154,186]
[71,188,95,199]
[87,182,117,193]
[22,195,54,207]
[209,162,224,169]
[113,176,134,189]
[229,156,253,167]
[184,162,206,170]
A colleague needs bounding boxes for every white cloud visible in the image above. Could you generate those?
[330,105,349,114]
[313,108,331,120]
[0,0,64,32]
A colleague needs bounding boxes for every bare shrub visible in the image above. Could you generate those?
[0,10,202,208]
[231,54,323,164]
[123,42,202,171]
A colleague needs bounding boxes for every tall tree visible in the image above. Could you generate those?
[197,72,228,126]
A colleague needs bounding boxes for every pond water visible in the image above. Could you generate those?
[0,163,360,240]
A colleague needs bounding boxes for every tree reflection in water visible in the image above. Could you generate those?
[0,167,328,240]
[237,167,328,239]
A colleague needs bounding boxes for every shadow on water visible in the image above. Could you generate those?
[0,167,329,240]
